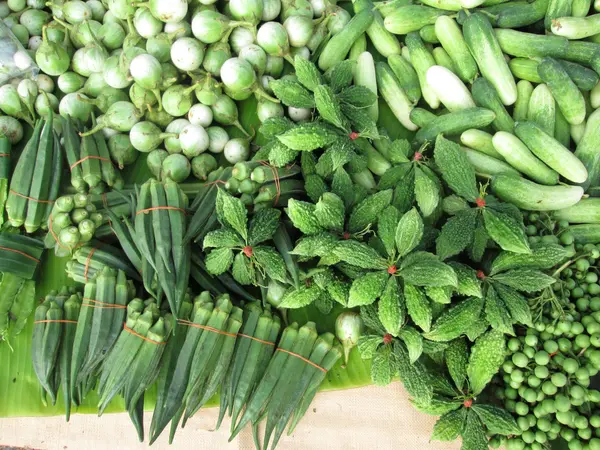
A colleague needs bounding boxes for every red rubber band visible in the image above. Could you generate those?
[124,324,165,345]
[83,246,99,282]
[237,333,275,346]
[70,155,111,171]
[177,319,238,338]
[9,189,54,204]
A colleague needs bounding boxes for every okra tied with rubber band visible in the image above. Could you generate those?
[0,272,35,344]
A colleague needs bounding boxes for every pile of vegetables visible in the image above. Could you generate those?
[1,0,600,447]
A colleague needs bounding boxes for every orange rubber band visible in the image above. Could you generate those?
[259,160,281,206]
[48,214,83,251]
[101,192,108,209]
[177,319,237,338]
[0,246,40,263]
[203,179,227,187]
[136,206,187,215]
[237,333,275,346]
[276,348,327,373]
[34,320,77,324]
[9,189,55,204]
[84,246,100,282]
[0,153,9,157]
[124,324,165,345]
[70,155,111,171]
[81,298,127,309]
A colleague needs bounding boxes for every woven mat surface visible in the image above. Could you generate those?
[0,382,460,450]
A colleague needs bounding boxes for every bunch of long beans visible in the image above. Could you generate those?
[31,287,82,417]
[69,267,134,405]
[44,193,103,256]
[66,242,141,284]
[97,298,172,441]
[6,112,61,232]
[61,116,123,194]
[230,321,342,450]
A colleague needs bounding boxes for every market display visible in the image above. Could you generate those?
[0,0,600,448]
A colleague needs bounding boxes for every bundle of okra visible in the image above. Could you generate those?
[6,112,61,233]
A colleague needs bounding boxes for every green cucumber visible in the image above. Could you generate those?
[419,25,439,44]
[409,107,437,128]
[375,61,417,131]
[383,5,450,35]
[558,59,599,91]
[515,121,588,184]
[574,107,600,189]
[509,58,543,84]
[537,57,586,126]
[564,41,600,66]
[527,84,556,136]
[460,129,504,160]
[354,52,379,122]
[494,29,568,59]
[545,0,572,30]
[319,9,374,71]
[415,107,496,143]
[571,121,587,145]
[434,16,478,83]
[463,13,517,105]
[388,54,421,104]
[554,106,571,148]
[471,77,514,132]
[463,147,520,178]
[572,0,591,16]
[405,32,439,109]
[420,0,463,9]
[491,131,559,185]
[553,198,600,223]
[431,48,455,73]
[513,80,534,121]
[570,224,600,244]
[495,0,549,28]
[354,0,401,57]
[491,174,584,211]
[551,14,600,40]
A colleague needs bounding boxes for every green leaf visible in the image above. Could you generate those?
[360,304,386,335]
[394,342,434,404]
[332,167,355,210]
[404,284,432,332]
[448,262,482,298]
[259,117,295,139]
[333,240,389,270]
[203,228,244,249]
[424,296,485,342]
[494,283,533,326]
[314,192,345,232]
[414,166,439,217]
[277,123,340,151]
[286,199,323,235]
[472,404,520,435]
[442,194,470,215]
[434,135,479,202]
[348,271,388,307]
[378,206,401,258]
[327,278,350,306]
[328,59,355,92]
[348,189,393,234]
[461,410,489,450]
[253,246,288,283]
[315,85,348,130]
[294,55,323,91]
[326,139,356,172]
[290,232,338,258]
[399,326,423,363]
[445,338,468,391]
[431,409,466,442]
[268,142,300,167]
[371,344,396,386]
[232,252,255,285]
[378,277,404,336]
[301,151,317,176]
[378,163,411,190]
[492,269,556,293]
[304,174,328,203]
[216,188,248,241]
[394,207,424,258]
[341,103,379,139]
[411,396,462,416]
[314,292,334,314]
[248,208,281,245]
[485,285,514,335]
[204,247,234,275]
[400,252,458,288]
[465,319,487,342]
[490,242,568,275]
[425,286,453,304]
[483,208,531,254]
[436,209,477,260]
[358,335,382,360]
[470,220,489,263]
[467,329,506,396]
[269,79,315,108]
[338,85,377,108]
[279,283,323,308]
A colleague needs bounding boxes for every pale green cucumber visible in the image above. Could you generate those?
[527,84,556,136]
[553,198,600,223]
[460,129,504,160]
